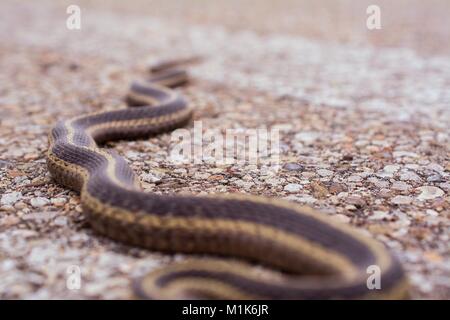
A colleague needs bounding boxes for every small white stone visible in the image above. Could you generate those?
[376,170,393,178]
[347,175,363,182]
[391,195,412,205]
[369,211,389,220]
[53,216,68,226]
[374,179,389,188]
[194,172,210,180]
[50,197,67,207]
[283,163,303,171]
[295,195,317,204]
[294,131,320,144]
[405,164,420,170]
[301,172,316,178]
[125,150,140,160]
[0,259,16,272]
[417,186,444,201]
[383,165,400,173]
[266,178,285,186]
[317,169,333,177]
[376,165,401,178]
[391,181,411,191]
[1,192,23,205]
[140,173,157,183]
[234,180,254,189]
[173,168,187,176]
[283,183,302,193]
[30,197,50,208]
[367,177,389,188]
[426,163,444,173]
[393,151,419,158]
[400,171,422,182]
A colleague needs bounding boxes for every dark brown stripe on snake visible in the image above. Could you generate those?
[86,207,344,274]
[71,100,187,128]
[149,56,203,73]
[51,139,378,269]
[146,69,189,87]
[153,264,404,299]
[129,82,174,101]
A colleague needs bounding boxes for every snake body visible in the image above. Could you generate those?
[47,60,408,299]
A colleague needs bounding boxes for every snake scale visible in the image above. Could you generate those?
[47,59,408,299]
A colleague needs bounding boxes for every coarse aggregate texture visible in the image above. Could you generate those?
[0,0,448,299]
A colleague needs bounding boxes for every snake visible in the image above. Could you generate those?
[46,58,409,299]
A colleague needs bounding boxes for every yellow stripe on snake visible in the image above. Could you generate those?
[47,59,408,299]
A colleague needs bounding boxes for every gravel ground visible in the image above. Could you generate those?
[0,1,449,299]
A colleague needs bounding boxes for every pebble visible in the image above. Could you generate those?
[141,173,162,183]
[393,151,419,158]
[266,177,285,186]
[30,197,50,208]
[372,178,389,188]
[391,195,413,205]
[0,259,17,272]
[409,274,433,293]
[53,216,68,226]
[301,172,315,178]
[426,163,444,173]
[194,172,211,180]
[50,198,67,207]
[23,153,39,161]
[283,183,302,192]
[234,179,254,189]
[294,131,320,144]
[14,201,27,210]
[23,212,56,224]
[310,181,329,198]
[384,165,401,173]
[346,196,366,207]
[1,192,23,205]
[329,183,346,194]
[285,195,316,204]
[341,154,353,161]
[391,181,411,191]
[7,170,24,179]
[400,171,422,182]
[347,175,363,182]
[417,186,444,201]
[173,168,187,176]
[0,159,12,168]
[369,211,390,220]
[283,163,303,171]
[426,174,442,183]
[0,205,15,212]
[124,150,140,160]
[376,165,400,178]
[426,209,438,216]
[317,169,333,177]
[0,215,20,226]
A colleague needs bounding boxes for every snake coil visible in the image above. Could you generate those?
[47,59,408,299]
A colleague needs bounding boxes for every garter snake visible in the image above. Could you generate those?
[46,59,408,299]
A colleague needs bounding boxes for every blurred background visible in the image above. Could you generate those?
[73,0,450,56]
